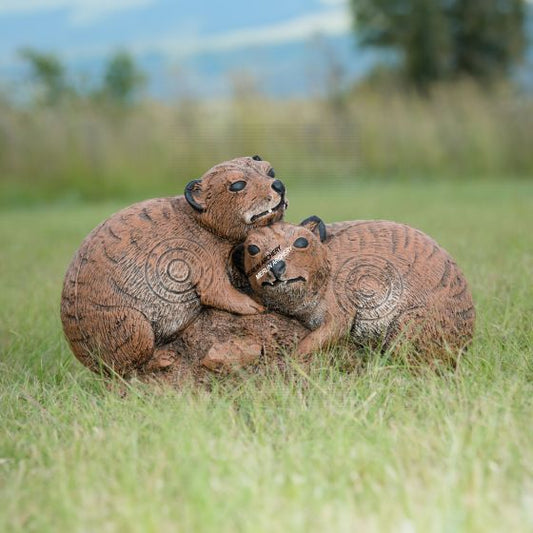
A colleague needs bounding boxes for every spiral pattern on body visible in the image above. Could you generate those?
[145,238,213,304]
[333,254,403,320]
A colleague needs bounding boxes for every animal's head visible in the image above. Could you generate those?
[236,216,330,316]
[184,155,287,242]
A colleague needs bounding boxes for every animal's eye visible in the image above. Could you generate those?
[229,181,247,192]
[293,237,309,249]
[267,168,276,178]
[248,244,260,256]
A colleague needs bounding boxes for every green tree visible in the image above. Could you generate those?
[19,48,70,105]
[350,0,527,91]
[449,0,526,80]
[102,51,146,105]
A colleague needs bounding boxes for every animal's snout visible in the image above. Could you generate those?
[271,180,285,196]
[270,260,286,278]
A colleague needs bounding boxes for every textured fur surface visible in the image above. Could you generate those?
[242,218,475,363]
[148,309,308,383]
[60,157,287,376]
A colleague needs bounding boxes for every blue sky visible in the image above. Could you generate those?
[1,0,531,98]
[0,0,350,62]
[0,0,364,98]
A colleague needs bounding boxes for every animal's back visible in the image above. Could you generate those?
[61,197,206,374]
[329,220,475,358]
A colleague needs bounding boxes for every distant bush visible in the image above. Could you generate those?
[0,83,532,205]
[17,48,145,108]
[99,51,146,106]
[18,48,72,106]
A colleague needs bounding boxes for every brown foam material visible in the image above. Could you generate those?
[242,219,476,365]
[60,156,286,376]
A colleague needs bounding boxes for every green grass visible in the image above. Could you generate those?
[2,83,533,205]
[1,180,532,532]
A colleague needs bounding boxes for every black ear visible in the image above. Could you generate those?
[252,155,262,161]
[184,179,205,213]
[300,215,327,242]
[230,243,246,275]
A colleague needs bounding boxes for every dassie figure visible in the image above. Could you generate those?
[61,156,287,375]
[239,217,475,363]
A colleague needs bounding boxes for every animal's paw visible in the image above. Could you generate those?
[230,299,265,315]
[296,333,323,357]
[144,349,176,372]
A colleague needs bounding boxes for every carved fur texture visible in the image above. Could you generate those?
[242,219,476,364]
[149,309,308,384]
[60,156,287,376]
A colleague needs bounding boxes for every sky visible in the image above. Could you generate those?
[0,0,531,99]
[0,0,367,98]
[0,0,351,64]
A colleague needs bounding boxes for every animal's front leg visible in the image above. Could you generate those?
[199,251,265,314]
[296,316,348,357]
[201,279,265,315]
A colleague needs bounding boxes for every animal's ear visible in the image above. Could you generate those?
[184,179,206,213]
[252,155,262,161]
[300,215,327,243]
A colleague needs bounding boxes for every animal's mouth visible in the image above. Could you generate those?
[250,198,286,223]
[261,276,306,287]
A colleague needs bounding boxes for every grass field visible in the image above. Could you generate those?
[1,179,532,532]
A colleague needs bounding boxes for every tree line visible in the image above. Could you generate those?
[18,49,146,106]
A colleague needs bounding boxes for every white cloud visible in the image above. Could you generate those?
[0,3,352,63]
[319,0,348,5]
[131,7,352,58]
[0,0,156,26]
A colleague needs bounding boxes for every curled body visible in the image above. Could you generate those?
[241,217,475,364]
[61,156,287,376]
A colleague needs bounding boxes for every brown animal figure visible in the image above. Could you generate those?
[239,217,475,364]
[61,156,287,375]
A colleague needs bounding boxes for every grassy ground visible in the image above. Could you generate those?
[1,180,532,532]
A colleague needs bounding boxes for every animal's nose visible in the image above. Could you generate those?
[270,260,286,278]
[271,180,285,195]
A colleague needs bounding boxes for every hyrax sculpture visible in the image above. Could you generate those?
[61,156,287,375]
[239,217,475,363]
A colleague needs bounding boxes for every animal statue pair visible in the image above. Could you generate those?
[61,156,475,384]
